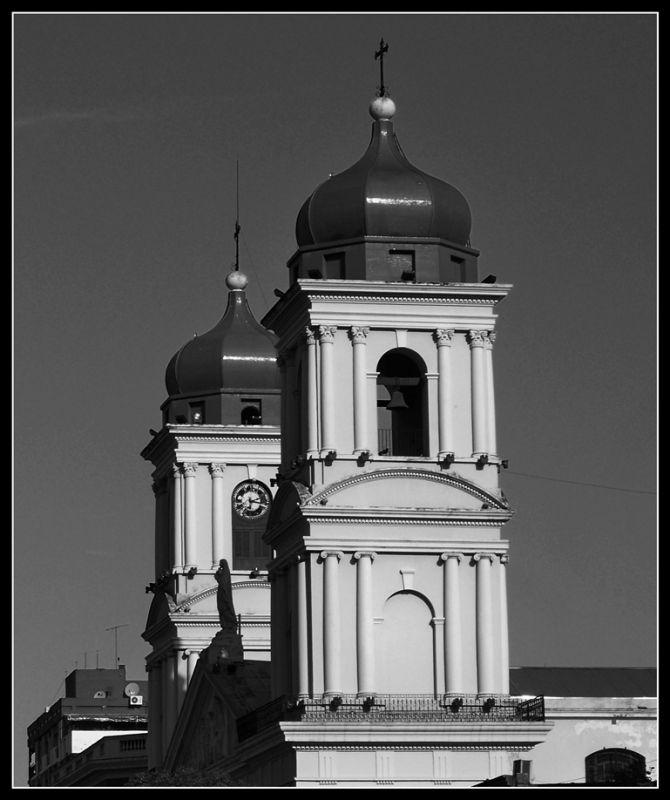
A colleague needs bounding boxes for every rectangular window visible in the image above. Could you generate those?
[189,402,204,424]
[323,252,346,279]
[389,249,415,281]
[241,399,262,425]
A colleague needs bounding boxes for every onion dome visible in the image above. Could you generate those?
[165,271,279,398]
[296,96,472,248]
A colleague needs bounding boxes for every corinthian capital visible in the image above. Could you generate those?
[349,326,370,343]
[305,326,317,345]
[467,330,488,349]
[318,325,337,343]
[434,329,455,347]
[484,331,497,350]
[182,462,199,476]
[171,463,182,479]
[209,463,226,477]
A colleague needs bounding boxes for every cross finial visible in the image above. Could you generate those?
[374,37,389,97]
[233,159,240,271]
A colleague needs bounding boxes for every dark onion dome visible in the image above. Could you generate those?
[165,271,279,397]
[296,95,472,248]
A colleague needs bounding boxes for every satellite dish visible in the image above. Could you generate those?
[124,682,140,697]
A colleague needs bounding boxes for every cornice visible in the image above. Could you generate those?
[141,424,280,468]
[301,509,512,526]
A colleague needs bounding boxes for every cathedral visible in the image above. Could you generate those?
[139,72,656,787]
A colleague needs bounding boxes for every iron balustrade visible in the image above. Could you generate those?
[237,693,545,741]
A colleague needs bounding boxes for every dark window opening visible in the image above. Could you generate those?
[189,402,204,424]
[585,749,647,786]
[376,349,427,456]
[241,399,262,425]
[389,249,415,281]
[323,252,345,279]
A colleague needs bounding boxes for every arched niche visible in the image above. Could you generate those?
[375,589,436,695]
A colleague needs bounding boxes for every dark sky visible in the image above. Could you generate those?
[13,12,657,785]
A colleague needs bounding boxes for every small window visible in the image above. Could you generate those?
[323,252,345,279]
[241,399,262,425]
[189,402,204,424]
[389,249,415,281]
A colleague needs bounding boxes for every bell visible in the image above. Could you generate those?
[386,388,408,410]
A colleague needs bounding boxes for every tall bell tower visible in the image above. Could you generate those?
[247,89,551,787]
[141,269,280,769]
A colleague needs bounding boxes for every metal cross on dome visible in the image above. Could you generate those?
[374,37,389,97]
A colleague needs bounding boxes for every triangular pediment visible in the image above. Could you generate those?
[165,657,272,773]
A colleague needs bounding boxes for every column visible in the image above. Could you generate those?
[209,463,226,567]
[354,551,376,697]
[270,567,290,698]
[296,555,309,699]
[152,479,167,579]
[318,326,337,456]
[186,650,199,684]
[474,553,496,694]
[176,649,188,715]
[468,330,489,456]
[277,354,289,470]
[161,653,176,758]
[305,327,319,458]
[484,331,498,457]
[320,550,343,697]
[171,464,183,572]
[147,663,162,769]
[440,552,463,695]
[182,462,198,570]
[434,329,455,460]
[499,554,510,694]
[350,327,370,455]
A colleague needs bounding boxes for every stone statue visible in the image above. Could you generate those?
[205,559,244,669]
[214,558,238,631]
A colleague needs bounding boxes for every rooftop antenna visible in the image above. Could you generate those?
[105,624,129,668]
[374,37,389,97]
[234,158,240,271]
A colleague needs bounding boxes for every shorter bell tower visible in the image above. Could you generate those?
[141,270,280,769]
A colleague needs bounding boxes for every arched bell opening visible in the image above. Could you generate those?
[376,349,428,456]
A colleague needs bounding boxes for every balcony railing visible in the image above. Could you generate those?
[237,694,545,741]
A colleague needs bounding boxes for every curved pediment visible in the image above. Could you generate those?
[144,590,173,630]
[305,468,508,512]
[174,580,271,616]
[265,480,311,529]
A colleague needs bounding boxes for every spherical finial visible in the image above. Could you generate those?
[369,95,396,121]
[225,270,248,291]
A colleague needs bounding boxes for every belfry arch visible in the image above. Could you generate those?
[376,348,428,457]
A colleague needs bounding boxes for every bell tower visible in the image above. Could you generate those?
[141,269,280,769]
[249,89,551,787]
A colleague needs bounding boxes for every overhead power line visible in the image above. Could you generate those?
[505,470,656,496]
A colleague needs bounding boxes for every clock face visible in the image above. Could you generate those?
[233,481,271,519]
